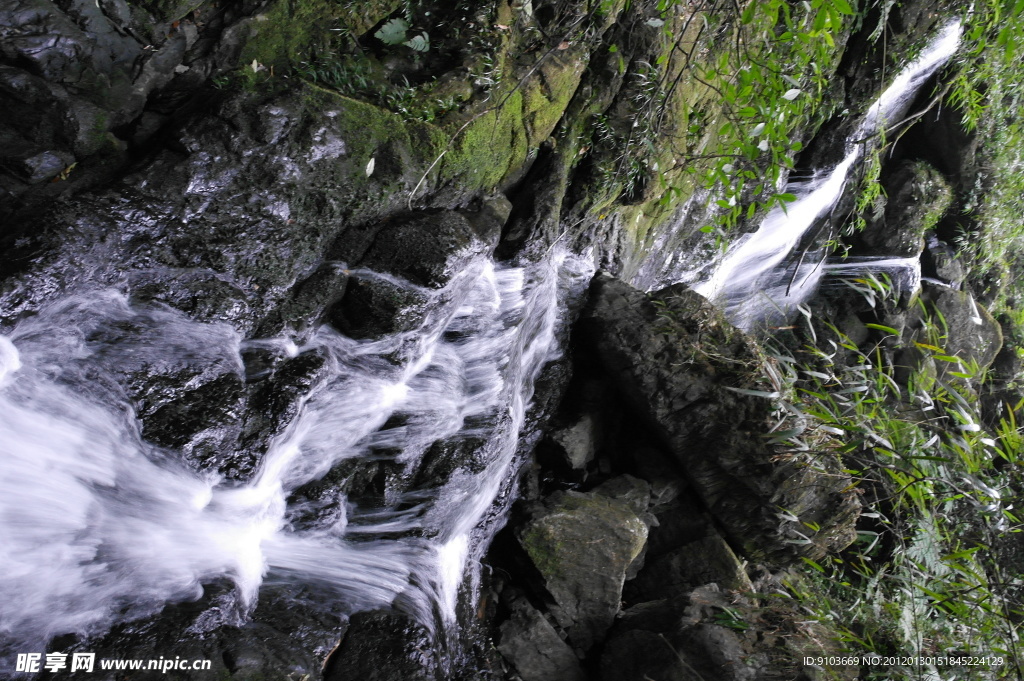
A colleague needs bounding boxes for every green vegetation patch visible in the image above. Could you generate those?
[744,281,1024,680]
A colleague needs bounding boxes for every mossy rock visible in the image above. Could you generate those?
[862,160,953,257]
[240,0,404,70]
[516,489,648,650]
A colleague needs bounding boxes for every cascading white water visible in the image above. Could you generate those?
[693,21,962,330]
[0,247,593,657]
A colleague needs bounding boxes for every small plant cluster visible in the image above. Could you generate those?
[571,0,855,237]
[297,55,463,123]
[286,0,510,124]
[746,277,1023,680]
[588,58,669,203]
[592,0,855,226]
[687,0,854,226]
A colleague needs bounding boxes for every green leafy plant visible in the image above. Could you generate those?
[754,294,1024,680]
[375,17,431,52]
[375,17,410,45]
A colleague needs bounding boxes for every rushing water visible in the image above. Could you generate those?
[691,21,962,330]
[0,17,964,672]
[0,248,592,658]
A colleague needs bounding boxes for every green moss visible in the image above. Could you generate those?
[309,87,437,164]
[521,49,588,147]
[912,161,953,232]
[441,90,528,191]
[240,0,401,71]
[292,84,536,204]
[519,523,566,580]
[433,49,586,191]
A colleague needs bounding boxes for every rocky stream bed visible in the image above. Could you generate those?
[0,0,1015,679]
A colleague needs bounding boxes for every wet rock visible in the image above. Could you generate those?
[0,0,246,216]
[581,274,861,562]
[415,434,493,488]
[238,350,330,477]
[257,263,348,338]
[516,489,648,650]
[323,610,439,681]
[140,371,244,450]
[62,297,249,476]
[862,161,952,257]
[131,270,252,324]
[340,210,497,289]
[328,276,430,340]
[286,457,381,532]
[497,596,586,681]
[46,583,348,681]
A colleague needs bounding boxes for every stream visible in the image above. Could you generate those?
[0,248,592,662]
[0,14,963,677]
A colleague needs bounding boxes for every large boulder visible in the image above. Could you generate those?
[929,286,1002,372]
[515,489,648,650]
[580,273,860,562]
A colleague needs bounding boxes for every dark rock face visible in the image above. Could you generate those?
[626,531,753,602]
[861,160,952,257]
[338,210,498,288]
[45,583,350,681]
[329,276,430,340]
[323,611,439,681]
[0,0,249,214]
[580,273,861,562]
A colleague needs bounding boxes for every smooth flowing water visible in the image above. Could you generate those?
[693,21,962,330]
[0,248,593,657]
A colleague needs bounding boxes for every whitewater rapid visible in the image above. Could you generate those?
[0,248,592,656]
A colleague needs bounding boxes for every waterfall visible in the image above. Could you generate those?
[0,248,593,657]
[693,21,962,330]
